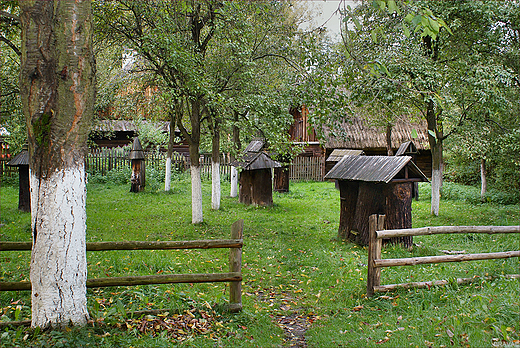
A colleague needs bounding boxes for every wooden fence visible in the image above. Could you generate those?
[0,220,244,325]
[3,148,325,181]
[86,148,324,182]
[289,156,324,182]
[367,214,520,297]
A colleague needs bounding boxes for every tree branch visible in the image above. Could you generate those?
[0,35,20,56]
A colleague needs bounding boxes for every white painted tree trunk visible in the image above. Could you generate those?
[164,157,172,191]
[30,166,89,328]
[431,168,442,216]
[211,160,221,210]
[230,166,238,198]
[480,158,487,202]
[191,165,203,224]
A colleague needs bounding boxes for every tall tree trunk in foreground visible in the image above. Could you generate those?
[19,0,94,328]
[426,99,443,216]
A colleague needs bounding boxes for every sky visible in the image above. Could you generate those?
[309,0,359,39]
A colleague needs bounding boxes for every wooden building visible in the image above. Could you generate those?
[232,140,281,206]
[322,118,432,178]
[324,155,429,248]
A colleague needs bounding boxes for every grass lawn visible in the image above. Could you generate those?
[0,176,518,347]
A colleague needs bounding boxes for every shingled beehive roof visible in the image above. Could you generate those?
[324,155,428,183]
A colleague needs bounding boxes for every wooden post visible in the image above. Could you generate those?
[367,214,384,297]
[229,219,243,312]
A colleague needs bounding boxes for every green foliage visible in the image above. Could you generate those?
[441,182,519,205]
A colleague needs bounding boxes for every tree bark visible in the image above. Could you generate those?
[211,119,221,210]
[189,98,203,223]
[386,123,393,156]
[426,99,443,216]
[19,0,94,328]
[480,158,487,202]
[230,112,241,198]
[164,117,175,191]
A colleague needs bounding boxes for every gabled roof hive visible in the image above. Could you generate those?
[231,139,280,170]
[324,155,428,183]
[395,141,418,156]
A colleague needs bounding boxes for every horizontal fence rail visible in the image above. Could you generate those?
[0,220,244,313]
[367,214,520,297]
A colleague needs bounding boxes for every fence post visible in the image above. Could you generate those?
[229,219,243,312]
[367,214,384,297]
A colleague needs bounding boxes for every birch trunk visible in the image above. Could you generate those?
[19,0,94,328]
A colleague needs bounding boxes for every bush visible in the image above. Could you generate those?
[441,181,519,205]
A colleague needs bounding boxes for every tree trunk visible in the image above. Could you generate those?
[230,166,238,197]
[426,99,443,216]
[19,0,94,328]
[230,112,241,198]
[480,158,487,202]
[189,99,203,224]
[211,122,221,210]
[386,123,393,156]
[164,118,175,191]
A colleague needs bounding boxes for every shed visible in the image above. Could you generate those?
[324,155,429,247]
[232,141,281,206]
[7,146,30,212]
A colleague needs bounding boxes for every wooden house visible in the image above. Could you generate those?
[324,155,429,248]
[232,140,281,206]
[322,118,432,178]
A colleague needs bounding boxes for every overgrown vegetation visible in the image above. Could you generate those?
[1,178,518,347]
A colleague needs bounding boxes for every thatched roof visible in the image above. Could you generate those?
[323,118,429,151]
[92,120,169,133]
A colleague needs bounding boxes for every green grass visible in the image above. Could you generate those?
[0,178,518,347]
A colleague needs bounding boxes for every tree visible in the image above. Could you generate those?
[0,1,25,152]
[19,0,94,328]
[330,0,518,215]
[94,1,306,219]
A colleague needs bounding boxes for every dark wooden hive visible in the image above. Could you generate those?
[325,156,428,247]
